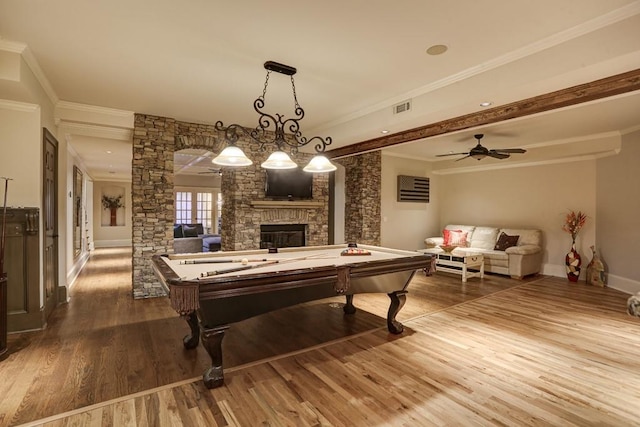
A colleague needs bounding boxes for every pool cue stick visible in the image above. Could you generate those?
[200,259,280,277]
[181,258,268,265]
[199,253,329,277]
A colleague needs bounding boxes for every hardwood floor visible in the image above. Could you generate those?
[2,248,640,426]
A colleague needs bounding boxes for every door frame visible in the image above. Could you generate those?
[42,128,59,319]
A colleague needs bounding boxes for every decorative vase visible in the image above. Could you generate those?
[110,207,117,226]
[565,241,581,282]
[586,245,606,287]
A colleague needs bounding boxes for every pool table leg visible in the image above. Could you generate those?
[201,325,230,389]
[183,311,200,349]
[387,290,407,334]
[343,294,356,314]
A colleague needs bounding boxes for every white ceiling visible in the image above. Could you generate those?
[1,0,640,180]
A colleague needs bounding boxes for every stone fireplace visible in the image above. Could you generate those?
[260,224,306,249]
[131,113,380,299]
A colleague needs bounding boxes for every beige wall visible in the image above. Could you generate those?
[381,154,440,251]
[438,160,597,278]
[596,130,640,292]
[0,101,41,207]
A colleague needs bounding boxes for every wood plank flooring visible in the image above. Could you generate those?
[2,248,640,426]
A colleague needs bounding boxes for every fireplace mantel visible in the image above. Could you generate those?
[250,200,324,209]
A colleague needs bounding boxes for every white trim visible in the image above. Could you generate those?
[58,121,133,141]
[606,274,640,296]
[541,263,566,279]
[0,99,41,112]
[56,100,134,118]
[66,252,90,293]
[0,38,27,53]
[20,46,59,106]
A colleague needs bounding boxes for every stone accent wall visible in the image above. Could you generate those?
[220,132,330,251]
[132,113,330,298]
[132,114,176,298]
[337,151,381,245]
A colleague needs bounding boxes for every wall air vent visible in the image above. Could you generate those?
[397,175,429,203]
[393,100,412,114]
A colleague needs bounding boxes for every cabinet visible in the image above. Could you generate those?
[1,208,42,332]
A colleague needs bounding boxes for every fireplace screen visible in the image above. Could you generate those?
[260,224,306,249]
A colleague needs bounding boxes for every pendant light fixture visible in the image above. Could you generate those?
[213,61,337,173]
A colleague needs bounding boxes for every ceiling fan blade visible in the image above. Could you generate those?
[488,152,510,159]
[492,148,526,154]
[455,155,473,162]
[436,152,470,157]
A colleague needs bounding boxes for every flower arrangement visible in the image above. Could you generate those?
[562,210,587,242]
[102,195,124,210]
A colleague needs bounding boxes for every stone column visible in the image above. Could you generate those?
[337,151,381,245]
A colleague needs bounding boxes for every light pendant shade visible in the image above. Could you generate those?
[303,155,337,173]
[212,146,253,166]
[260,151,298,169]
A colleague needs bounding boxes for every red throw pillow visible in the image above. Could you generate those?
[443,229,468,247]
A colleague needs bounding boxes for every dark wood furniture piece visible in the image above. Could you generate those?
[152,244,432,389]
[1,208,42,334]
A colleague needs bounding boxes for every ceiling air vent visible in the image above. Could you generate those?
[393,100,412,114]
[397,175,429,203]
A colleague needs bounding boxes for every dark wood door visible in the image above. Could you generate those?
[43,128,59,320]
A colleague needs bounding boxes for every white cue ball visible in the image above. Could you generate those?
[241,258,249,265]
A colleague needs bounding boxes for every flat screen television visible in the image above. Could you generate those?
[265,168,313,200]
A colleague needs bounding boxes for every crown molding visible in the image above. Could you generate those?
[0,39,60,107]
[0,99,41,113]
[58,121,133,141]
[56,101,134,119]
[0,39,27,53]
[20,45,59,106]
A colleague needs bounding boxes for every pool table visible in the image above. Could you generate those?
[151,244,432,389]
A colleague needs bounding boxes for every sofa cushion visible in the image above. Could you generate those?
[203,235,222,252]
[469,227,499,250]
[443,229,468,247]
[182,224,199,237]
[444,225,476,235]
[173,224,184,238]
[500,228,541,247]
[494,232,520,251]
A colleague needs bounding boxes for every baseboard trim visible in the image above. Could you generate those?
[606,274,640,295]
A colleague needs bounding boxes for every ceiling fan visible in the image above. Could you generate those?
[436,134,526,161]
[198,168,222,176]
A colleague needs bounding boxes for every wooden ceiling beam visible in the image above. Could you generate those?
[325,68,640,159]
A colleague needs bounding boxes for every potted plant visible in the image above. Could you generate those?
[102,195,124,226]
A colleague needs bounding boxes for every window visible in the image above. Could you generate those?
[175,191,192,224]
[174,189,219,233]
[196,192,213,231]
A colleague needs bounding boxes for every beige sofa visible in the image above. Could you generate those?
[424,224,543,279]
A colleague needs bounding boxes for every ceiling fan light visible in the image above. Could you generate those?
[261,151,298,169]
[212,146,253,166]
[303,155,337,173]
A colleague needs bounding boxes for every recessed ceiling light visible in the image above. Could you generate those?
[426,44,448,56]
[480,101,492,107]
[106,150,112,154]
[381,130,389,134]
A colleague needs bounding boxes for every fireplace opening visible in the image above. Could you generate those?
[260,224,306,249]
